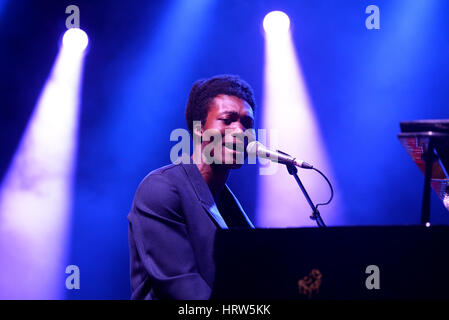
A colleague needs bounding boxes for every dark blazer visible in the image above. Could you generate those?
[128,162,254,300]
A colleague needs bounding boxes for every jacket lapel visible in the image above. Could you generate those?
[224,185,255,229]
[204,202,229,229]
[181,163,229,229]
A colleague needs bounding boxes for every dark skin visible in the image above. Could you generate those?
[192,94,254,198]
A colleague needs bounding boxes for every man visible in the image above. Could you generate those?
[128,75,256,299]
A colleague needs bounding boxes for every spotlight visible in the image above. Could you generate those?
[0,26,88,299]
[263,11,290,34]
[62,28,89,51]
[259,8,342,227]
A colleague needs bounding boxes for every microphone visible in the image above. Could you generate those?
[246,141,313,169]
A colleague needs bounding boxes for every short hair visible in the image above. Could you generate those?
[185,74,256,134]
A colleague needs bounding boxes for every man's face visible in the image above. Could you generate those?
[200,94,255,168]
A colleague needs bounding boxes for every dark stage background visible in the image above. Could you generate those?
[1,0,448,299]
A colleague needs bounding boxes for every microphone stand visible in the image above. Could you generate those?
[285,163,326,228]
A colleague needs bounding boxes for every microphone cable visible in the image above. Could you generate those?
[312,167,334,211]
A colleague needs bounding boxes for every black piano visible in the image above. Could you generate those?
[212,226,449,300]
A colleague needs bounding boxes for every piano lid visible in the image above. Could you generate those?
[398,119,449,211]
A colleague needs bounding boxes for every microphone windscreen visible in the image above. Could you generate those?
[246,141,259,155]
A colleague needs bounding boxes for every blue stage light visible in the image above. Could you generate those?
[263,11,290,34]
[63,28,89,51]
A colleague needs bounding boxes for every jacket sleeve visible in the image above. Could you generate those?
[128,172,211,299]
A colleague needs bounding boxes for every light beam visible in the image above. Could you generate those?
[0,28,88,299]
[257,14,344,227]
